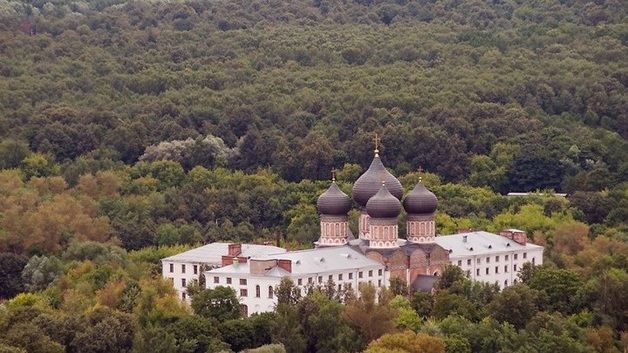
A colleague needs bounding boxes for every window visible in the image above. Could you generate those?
[226,277,232,284]
[532,257,536,265]
[182,292,186,300]
[485,268,489,275]
[255,285,260,298]
[168,277,174,284]
[359,271,363,279]
[347,283,352,289]
[378,269,383,276]
[240,278,247,285]
[181,278,186,287]
[486,257,490,263]
[514,254,518,260]
[318,276,323,283]
[467,259,471,266]
[514,264,518,271]
[338,274,343,281]
[378,280,382,287]
[298,278,303,286]
[504,265,508,273]
[328,275,333,282]
[523,252,527,259]
[349,273,353,280]
[476,269,480,276]
[495,266,499,274]
[368,270,373,277]
[214,276,219,283]
[504,280,508,287]
[505,255,509,261]
[457,260,462,266]
[477,258,481,264]
[268,286,274,298]
[308,277,313,284]
[169,263,174,273]
[193,265,198,274]
[338,284,342,291]
[495,256,500,262]
[466,270,471,277]
[240,289,248,297]
[182,264,186,274]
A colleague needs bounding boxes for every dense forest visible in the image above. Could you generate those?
[0,0,626,351]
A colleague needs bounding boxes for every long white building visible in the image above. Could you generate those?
[204,246,386,315]
[434,229,544,289]
[161,242,285,300]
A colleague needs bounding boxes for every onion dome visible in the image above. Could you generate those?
[353,154,403,207]
[366,183,402,218]
[317,181,352,215]
[403,179,438,214]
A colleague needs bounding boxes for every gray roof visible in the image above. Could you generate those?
[434,231,543,257]
[161,243,286,264]
[207,246,383,276]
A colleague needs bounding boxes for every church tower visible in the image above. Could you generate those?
[316,172,352,246]
[366,182,401,248]
[403,178,438,243]
[352,134,402,240]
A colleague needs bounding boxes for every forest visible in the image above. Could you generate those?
[0,0,626,351]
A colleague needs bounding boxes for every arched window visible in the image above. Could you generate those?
[255,285,260,298]
[268,286,274,299]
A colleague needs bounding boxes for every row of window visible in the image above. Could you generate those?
[458,253,529,267]
[212,269,383,288]
[168,263,199,275]
[469,264,520,277]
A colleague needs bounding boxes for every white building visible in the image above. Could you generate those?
[204,246,386,316]
[434,229,544,289]
[161,242,285,300]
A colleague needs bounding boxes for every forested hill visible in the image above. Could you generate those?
[0,0,626,193]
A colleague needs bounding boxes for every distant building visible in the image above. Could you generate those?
[434,229,543,289]
[205,246,385,316]
[163,136,544,314]
[161,242,285,301]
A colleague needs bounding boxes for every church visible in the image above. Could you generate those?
[162,136,544,314]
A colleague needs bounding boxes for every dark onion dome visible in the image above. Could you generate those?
[317,181,352,215]
[403,180,438,214]
[352,154,403,207]
[366,183,402,218]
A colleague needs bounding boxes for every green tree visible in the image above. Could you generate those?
[0,253,27,299]
[191,286,241,323]
[489,284,541,330]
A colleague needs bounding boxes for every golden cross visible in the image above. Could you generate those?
[331,168,336,182]
[372,133,381,152]
[417,166,424,174]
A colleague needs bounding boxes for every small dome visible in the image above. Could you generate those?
[317,182,351,215]
[403,180,438,214]
[366,184,402,218]
[353,155,403,207]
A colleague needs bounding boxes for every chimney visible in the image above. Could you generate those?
[228,243,242,257]
[221,255,233,267]
[500,229,527,245]
[277,259,292,273]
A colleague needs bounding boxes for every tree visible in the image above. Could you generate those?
[191,286,241,323]
[0,253,27,299]
[21,255,64,292]
[528,266,584,315]
[341,283,397,343]
[489,284,541,330]
[365,331,446,353]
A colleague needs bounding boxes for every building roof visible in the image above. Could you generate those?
[434,231,543,258]
[206,246,383,276]
[161,243,286,264]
